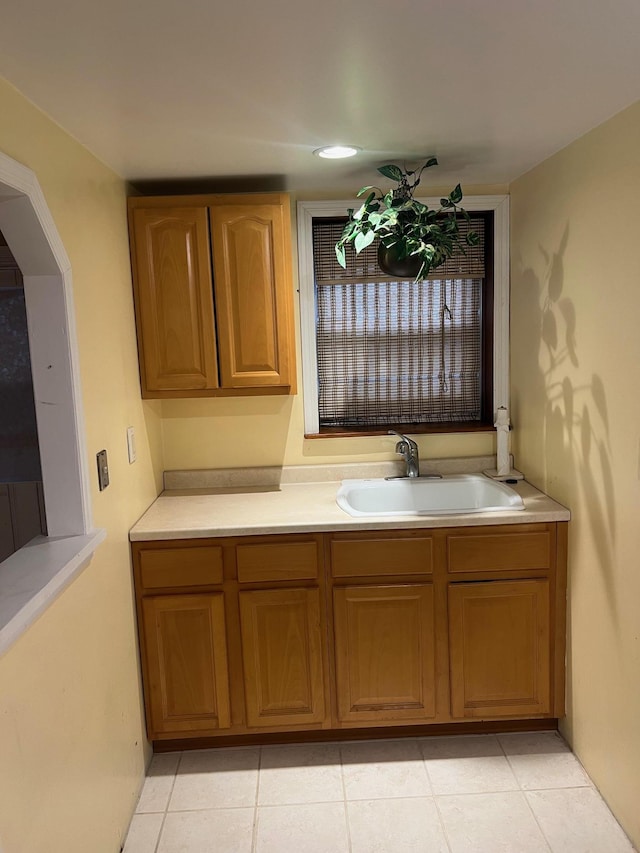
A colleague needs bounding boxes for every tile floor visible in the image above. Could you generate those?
[123,731,636,853]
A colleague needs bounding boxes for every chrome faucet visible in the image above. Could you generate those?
[388,430,420,478]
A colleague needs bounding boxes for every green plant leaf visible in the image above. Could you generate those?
[335,243,347,268]
[424,157,438,169]
[448,184,463,205]
[354,229,376,254]
[377,164,404,182]
[466,232,480,246]
[356,185,375,198]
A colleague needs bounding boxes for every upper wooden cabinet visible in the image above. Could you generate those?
[128,193,296,398]
[129,206,219,393]
[210,201,294,389]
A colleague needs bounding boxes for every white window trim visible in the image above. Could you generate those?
[297,195,510,434]
[0,150,105,657]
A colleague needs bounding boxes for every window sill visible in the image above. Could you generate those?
[305,422,495,439]
[0,529,106,658]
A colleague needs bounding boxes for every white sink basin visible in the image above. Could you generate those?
[336,474,525,517]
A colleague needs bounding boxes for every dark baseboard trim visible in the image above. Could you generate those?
[153,717,558,753]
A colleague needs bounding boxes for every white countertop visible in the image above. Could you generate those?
[129,463,570,541]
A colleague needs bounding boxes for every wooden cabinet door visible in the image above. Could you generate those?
[448,579,551,718]
[130,207,218,394]
[209,197,294,389]
[142,593,230,736]
[333,584,436,723]
[239,588,326,727]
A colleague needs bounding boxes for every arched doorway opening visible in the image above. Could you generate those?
[0,151,91,540]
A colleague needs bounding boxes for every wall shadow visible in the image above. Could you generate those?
[512,224,618,721]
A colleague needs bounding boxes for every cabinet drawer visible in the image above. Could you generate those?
[447,529,552,573]
[331,535,433,578]
[139,546,224,589]
[236,541,318,583]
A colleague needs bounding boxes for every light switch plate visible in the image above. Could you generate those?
[126,426,136,464]
[96,449,109,491]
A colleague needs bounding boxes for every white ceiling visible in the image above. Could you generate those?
[1,0,640,192]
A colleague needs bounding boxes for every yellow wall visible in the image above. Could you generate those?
[160,183,509,473]
[510,100,640,847]
[0,78,163,852]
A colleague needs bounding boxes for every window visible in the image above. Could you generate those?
[297,196,510,436]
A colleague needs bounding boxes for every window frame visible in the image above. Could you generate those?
[296,194,510,436]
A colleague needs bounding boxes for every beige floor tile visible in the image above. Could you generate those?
[348,797,449,853]
[136,752,181,813]
[498,732,591,790]
[122,813,164,853]
[258,743,343,805]
[255,802,349,853]
[437,791,551,852]
[420,734,519,794]
[168,747,260,811]
[526,787,636,852]
[127,734,635,853]
[157,808,254,853]
[341,739,432,800]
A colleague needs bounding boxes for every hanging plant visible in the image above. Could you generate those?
[335,157,479,281]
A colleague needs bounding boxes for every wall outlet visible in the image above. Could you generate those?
[126,426,137,464]
[96,449,109,491]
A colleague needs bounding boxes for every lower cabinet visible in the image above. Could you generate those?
[132,522,566,743]
[141,593,231,735]
[448,579,551,718]
[238,587,326,727]
[333,584,436,722]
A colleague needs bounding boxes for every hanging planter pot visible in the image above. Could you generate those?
[377,243,423,280]
[334,158,479,283]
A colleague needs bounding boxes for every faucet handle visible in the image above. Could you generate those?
[388,429,418,451]
[394,439,408,455]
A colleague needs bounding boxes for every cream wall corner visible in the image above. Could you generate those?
[0,78,163,852]
[510,100,640,848]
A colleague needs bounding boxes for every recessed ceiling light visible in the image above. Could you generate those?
[314,145,361,159]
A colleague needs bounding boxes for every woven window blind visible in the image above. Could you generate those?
[313,216,486,428]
